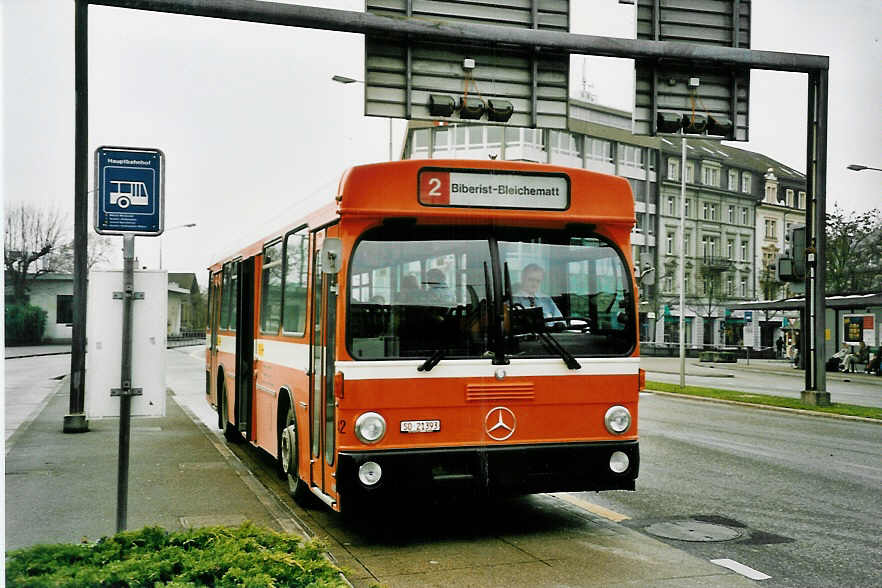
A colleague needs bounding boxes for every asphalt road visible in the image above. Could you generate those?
[579,392,882,588]
[642,356,882,408]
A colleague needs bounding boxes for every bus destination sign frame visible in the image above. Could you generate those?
[418,168,570,211]
[94,146,165,236]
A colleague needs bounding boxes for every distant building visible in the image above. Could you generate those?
[4,271,201,344]
[401,97,807,348]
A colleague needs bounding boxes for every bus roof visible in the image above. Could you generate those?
[337,159,635,226]
[209,159,634,271]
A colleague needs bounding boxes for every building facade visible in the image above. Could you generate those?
[401,98,807,348]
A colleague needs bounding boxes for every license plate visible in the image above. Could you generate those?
[400,420,441,433]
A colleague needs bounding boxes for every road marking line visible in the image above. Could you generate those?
[552,493,630,522]
[710,558,771,580]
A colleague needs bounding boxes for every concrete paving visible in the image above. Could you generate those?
[4,349,757,585]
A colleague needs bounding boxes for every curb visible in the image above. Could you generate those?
[646,369,734,378]
[644,388,882,424]
[5,351,72,360]
[171,393,354,588]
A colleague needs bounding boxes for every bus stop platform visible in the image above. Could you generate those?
[4,377,306,552]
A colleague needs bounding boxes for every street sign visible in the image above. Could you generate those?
[364,0,570,129]
[631,0,751,140]
[94,147,165,236]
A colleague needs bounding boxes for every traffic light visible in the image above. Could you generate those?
[777,225,807,282]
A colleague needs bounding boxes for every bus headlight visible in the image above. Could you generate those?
[358,461,383,486]
[355,412,386,444]
[604,406,631,435]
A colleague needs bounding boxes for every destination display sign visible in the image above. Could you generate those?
[418,168,569,210]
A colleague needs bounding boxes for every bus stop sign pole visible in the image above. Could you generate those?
[111,235,143,532]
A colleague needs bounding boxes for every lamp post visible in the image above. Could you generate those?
[846,164,882,172]
[331,74,394,161]
[159,223,196,269]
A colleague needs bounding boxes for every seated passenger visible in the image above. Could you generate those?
[423,268,453,306]
[396,274,420,304]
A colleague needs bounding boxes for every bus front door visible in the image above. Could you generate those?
[308,228,339,507]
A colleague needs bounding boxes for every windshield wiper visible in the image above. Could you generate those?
[418,347,446,372]
[537,327,581,370]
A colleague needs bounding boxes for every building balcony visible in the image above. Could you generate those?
[702,255,733,271]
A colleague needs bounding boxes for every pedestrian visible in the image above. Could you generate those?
[775,336,784,359]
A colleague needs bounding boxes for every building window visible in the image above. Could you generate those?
[702,202,709,220]
[728,205,735,223]
[686,162,695,183]
[664,275,673,292]
[765,182,777,202]
[666,233,674,255]
[619,144,645,169]
[667,158,680,180]
[741,172,752,193]
[585,138,612,162]
[56,295,73,324]
[550,130,581,157]
[741,208,749,225]
[709,203,717,220]
[684,233,691,256]
[741,241,748,261]
[798,191,806,209]
[684,273,691,293]
[786,188,795,207]
[765,219,777,239]
[727,277,734,296]
[728,169,738,191]
[727,239,734,260]
[740,278,748,297]
[685,199,691,217]
[701,164,720,187]
[668,196,675,215]
[411,129,429,156]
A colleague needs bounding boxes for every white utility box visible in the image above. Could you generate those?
[86,270,167,418]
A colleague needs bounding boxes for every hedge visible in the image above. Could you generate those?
[5,523,346,587]
[5,304,47,345]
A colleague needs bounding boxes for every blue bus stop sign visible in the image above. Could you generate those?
[94,146,164,236]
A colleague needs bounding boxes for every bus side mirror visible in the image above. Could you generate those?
[321,238,343,274]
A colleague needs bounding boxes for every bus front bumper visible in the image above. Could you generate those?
[336,441,638,503]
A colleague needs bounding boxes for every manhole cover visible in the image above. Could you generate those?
[646,520,743,542]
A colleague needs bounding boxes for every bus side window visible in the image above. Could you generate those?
[283,229,308,335]
[220,263,232,330]
[260,240,284,334]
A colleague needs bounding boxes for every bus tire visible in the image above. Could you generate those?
[279,402,310,503]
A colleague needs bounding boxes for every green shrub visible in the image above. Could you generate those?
[5,523,345,587]
[5,304,47,345]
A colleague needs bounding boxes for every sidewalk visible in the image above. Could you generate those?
[4,377,307,552]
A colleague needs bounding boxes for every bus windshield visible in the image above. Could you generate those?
[347,226,635,362]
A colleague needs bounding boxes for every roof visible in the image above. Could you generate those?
[658,137,806,184]
[729,292,882,311]
[168,272,198,292]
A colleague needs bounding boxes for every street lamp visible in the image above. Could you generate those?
[159,223,196,269]
[846,164,882,172]
[331,74,394,161]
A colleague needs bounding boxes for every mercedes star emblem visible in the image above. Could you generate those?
[484,406,516,441]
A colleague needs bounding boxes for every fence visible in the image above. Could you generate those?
[167,329,205,349]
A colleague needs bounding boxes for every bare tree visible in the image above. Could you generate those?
[826,205,882,294]
[4,202,67,304]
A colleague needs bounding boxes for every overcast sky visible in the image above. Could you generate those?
[3,0,880,283]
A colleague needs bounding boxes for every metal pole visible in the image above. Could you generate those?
[116,235,136,532]
[679,135,686,389]
[802,69,829,405]
[65,0,89,434]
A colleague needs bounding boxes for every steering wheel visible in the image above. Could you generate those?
[545,316,591,332]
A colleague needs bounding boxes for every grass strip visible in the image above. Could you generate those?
[646,380,882,421]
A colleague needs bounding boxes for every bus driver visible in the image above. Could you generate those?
[513,263,563,320]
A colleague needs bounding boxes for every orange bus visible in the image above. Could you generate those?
[206,159,643,512]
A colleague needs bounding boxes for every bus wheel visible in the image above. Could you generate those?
[280,404,310,503]
[117,197,130,208]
